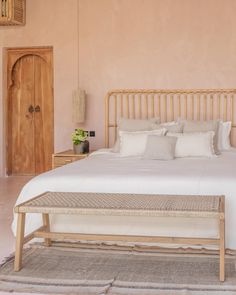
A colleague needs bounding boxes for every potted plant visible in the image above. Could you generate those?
[72,128,89,154]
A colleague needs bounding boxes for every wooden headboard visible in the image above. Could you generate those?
[105,89,236,148]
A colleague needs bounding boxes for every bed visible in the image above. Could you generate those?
[12,89,236,250]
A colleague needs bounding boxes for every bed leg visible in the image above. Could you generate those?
[42,213,51,247]
[219,196,225,282]
[219,215,225,282]
[14,213,25,271]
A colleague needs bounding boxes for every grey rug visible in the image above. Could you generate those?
[0,245,236,295]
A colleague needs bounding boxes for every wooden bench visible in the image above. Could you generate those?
[14,192,225,281]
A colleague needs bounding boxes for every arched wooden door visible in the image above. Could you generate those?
[6,47,54,175]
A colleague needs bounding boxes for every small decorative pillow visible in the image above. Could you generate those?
[119,129,166,157]
[180,119,220,154]
[168,131,215,158]
[143,135,177,160]
[112,117,160,153]
[217,121,232,151]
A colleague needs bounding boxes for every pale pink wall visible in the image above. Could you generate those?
[1,0,236,176]
[0,0,79,176]
[79,0,236,148]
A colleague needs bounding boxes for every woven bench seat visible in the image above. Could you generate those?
[14,192,225,281]
[15,192,221,217]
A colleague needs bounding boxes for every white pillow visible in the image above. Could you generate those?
[168,131,215,158]
[180,119,220,155]
[112,117,160,153]
[217,121,231,151]
[119,129,166,157]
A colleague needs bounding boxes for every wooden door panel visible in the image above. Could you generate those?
[9,56,35,175]
[34,55,53,173]
[6,47,54,176]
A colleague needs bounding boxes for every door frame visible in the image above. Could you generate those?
[3,46,54,175]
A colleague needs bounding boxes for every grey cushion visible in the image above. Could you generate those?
[143,135,177,160]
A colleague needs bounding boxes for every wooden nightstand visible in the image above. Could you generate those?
[52,150,91,169]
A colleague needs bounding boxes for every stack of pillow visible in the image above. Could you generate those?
[112,118,232,160]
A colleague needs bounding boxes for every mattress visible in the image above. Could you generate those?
[12,149,236,249]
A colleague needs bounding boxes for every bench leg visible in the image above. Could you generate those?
[219,215,225,282]
[42,213,51,246]
[14,213,25,271]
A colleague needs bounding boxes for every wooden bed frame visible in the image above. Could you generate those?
[105,89,236,148]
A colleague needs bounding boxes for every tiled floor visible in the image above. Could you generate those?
[0,176,32,263]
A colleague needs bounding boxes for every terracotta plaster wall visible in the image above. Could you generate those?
[1,0,236,176]
[0,0,79,176]
[79,0,236,148]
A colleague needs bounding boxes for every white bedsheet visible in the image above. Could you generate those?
[12,149,236,249]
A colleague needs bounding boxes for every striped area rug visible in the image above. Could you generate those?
[0,244,236,295]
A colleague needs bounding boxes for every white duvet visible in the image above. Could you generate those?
[12,149,236,249]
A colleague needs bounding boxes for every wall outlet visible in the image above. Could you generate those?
[89,131,95,137]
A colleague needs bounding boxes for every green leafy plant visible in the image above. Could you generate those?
[72,128,88,145]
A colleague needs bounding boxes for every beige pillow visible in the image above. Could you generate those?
[151,121,183,133]
[119,117,160,131]
[182,120,220,154]
[112,117,160,152]
[143,135,177,160]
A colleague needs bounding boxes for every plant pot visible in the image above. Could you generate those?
[73,140,89,154]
